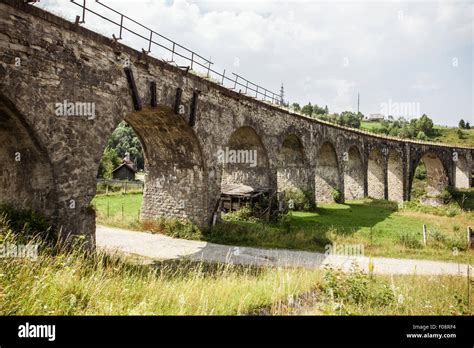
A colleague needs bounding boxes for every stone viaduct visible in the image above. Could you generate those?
[0,0,472,247]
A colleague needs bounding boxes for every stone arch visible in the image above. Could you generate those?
[315,141,340,202]
[0,95,57,220]
[96,107,209,226]
[367,148,385,199]
[221,126,270,189]
[412,152,449,198]
[276,134,309,194]
[387,150,404,202]
[454,154,470,189]
[344,146,364,200]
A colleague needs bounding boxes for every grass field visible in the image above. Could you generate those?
[92,194,474,262]
[360,122,474,147]
[1,214,471,316]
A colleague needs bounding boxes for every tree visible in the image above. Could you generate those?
[416,131,427,140]
[98,147,121,179]
[416,114,434,136]
[338,111,361,129]
[291,103,301,112]
[466,122,471,129]
[324,105,329,115]
[457,129,465,139]
[106,122,145,170]
[301,103,314,116]
[458,119,466,129]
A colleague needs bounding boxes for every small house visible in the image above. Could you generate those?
[112,163,137,181]
[112,153,137,181]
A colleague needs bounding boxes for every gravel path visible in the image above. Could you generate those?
[96,225,471,276]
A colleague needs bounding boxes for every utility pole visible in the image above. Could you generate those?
[357,92,360,114]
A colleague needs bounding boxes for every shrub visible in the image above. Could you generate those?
[321,265,395,307]
[222,205,260,223]
[142,217,202,240]
[414,163,427,180]
[397,232,423,249]
[283,187,313,211]
[441,187,454,204]
[0,205,52,243]
[331,189,343,204]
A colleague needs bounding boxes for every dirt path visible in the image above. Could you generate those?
[96,225,471,276]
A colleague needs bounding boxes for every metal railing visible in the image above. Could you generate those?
[68,0,282,104]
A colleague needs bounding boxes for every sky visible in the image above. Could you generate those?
[37,0,473,126]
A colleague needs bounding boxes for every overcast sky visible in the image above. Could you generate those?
[38,0,473,126]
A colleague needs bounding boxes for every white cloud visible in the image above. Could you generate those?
[38,0,473,125]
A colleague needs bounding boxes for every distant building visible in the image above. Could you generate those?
[367,113,385,121]
[112,153,137,181]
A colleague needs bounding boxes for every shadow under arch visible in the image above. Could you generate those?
[95,106,209,226]
[221,126,271,190]
[0,94,57,226]
[410,152,449,200]
[315,141,340,202]
[454,154,470,189]
[344,145,364,200]
[276,133,310,195]
[387,150,404,202]
[367,148,385,199]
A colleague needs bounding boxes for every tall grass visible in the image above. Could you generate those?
[0,210,471,316]
[0,213,321,315]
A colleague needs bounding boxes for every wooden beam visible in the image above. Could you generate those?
[124,67,142,111]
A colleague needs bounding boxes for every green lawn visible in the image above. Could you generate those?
[93,192,143,230]
[360,122,474,147]
[92,194,474,262]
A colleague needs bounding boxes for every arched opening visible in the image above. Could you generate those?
[221,126,270,190]
[277,134,308,194]
[410,152,448,203]
[0,96,56,218]
[344,146,364,200]
[387,150,404,202]
[367,148,385,199]
[94,107,208,227]
[454,154,470,189]
[315,142,340,202]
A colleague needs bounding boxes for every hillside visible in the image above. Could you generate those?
[360,121,474,147]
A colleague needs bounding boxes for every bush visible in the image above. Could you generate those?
[142,217,202,240]
[441,187,454,204]
[331,190,343,204]
[0,205,52,243]
[397,232,423,249]
[222,205,260,223]
[321,265,395,308]
[284,187,313,211]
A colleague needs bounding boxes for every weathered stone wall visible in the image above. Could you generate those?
[0,0,472,247]
[387,150,404,202]
[367,148,385,199]
[344,146,365,200]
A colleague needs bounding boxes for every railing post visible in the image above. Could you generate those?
[255,86,258,98]
[221,69,226,85]
[171,42,175,62]
[81,0,86,23]
[191,52,194,70]
[148,30,153,53]
[119,14,124,39]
